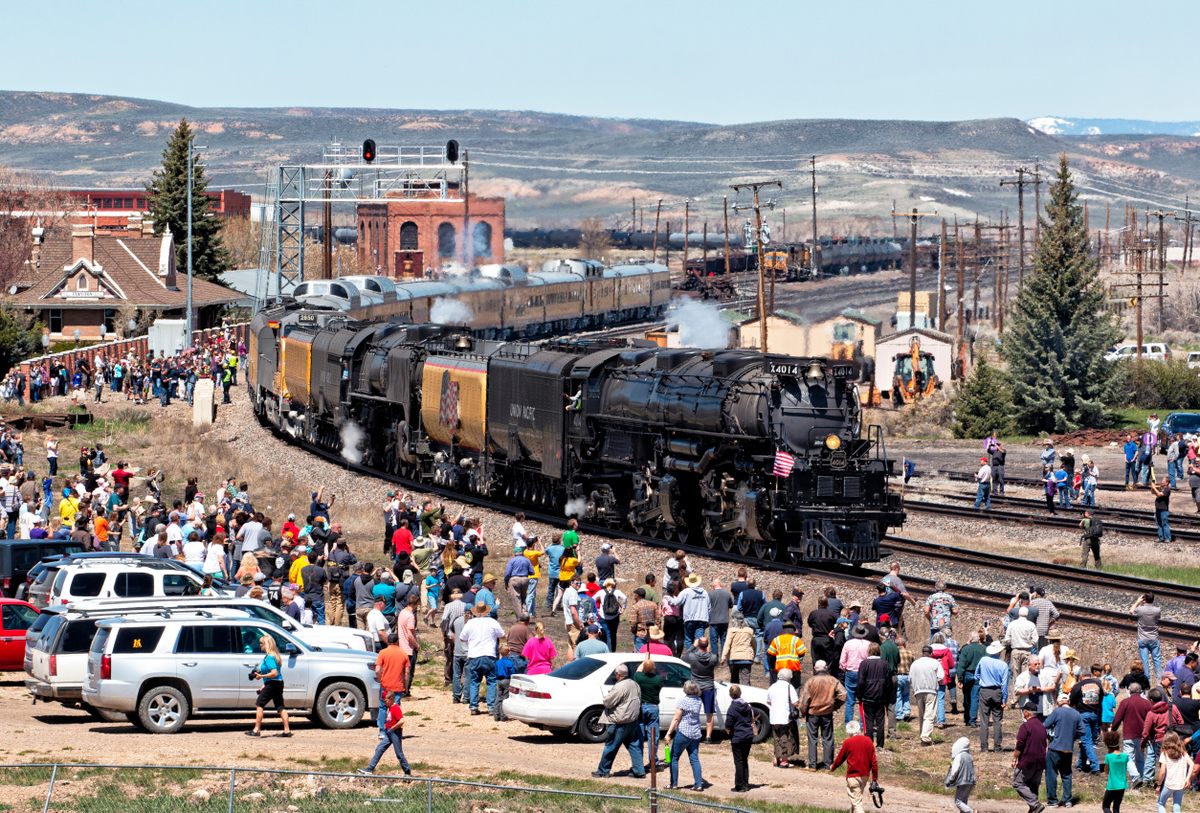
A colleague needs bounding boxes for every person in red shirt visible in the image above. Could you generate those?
[358,691,411,775]
[280,514,301,543]
[831,719,878,813]
[391,524,414,557]
[583,572,602,598]
[110,462,132,491]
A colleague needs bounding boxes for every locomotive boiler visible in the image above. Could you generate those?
[249,305,905,565]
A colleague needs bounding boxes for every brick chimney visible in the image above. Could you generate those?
[72,224,94,263]
[30,224,45,270]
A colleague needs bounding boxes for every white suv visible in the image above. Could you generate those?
[83,615,378,733]
[68,596,373,651]
[43,560,221,607]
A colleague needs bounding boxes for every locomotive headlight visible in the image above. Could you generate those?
[824,434,842,451]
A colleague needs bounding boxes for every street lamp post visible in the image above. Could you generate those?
[186,141,208,349]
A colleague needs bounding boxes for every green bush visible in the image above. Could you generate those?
[952,354,1016,439]
[1119,359,1200,409]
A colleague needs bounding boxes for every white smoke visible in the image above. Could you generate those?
[564,496,587,519]
[430,297,474,325]
[667,297,731,349]
[340,421,365,465]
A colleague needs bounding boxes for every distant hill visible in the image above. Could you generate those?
[1,91,1198,227]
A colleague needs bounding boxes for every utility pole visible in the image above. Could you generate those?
[1032,161,1042,247]
[1000,167,1036,286]
[652,199,663,264]
[732,179,783,351]
[1148,209,1175,333]
[322,170,333,280]
[1175,199,1193,271]
[973,218,982,330]
[722,196,731,277]
[811,155,819,277]
[1111,243,1165,362]
[891,206,937,330]
[185,140,206,348]
[462,149,471,268]
[683,200,690,280]
[954,218,966,375]
[937,219,948,331]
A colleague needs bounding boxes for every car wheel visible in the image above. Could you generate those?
[575,706,607,743]
[82,703,126,723]
[315,681,365,729]
[137,685,189,734]
[751,705,771,744]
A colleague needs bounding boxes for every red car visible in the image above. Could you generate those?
[0,598,39,671]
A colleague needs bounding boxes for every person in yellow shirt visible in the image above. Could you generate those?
[522,539,546,618]
[59,490,80,525]
[288,547,311,589]
[556,545,580,613]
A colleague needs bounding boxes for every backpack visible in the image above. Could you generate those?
[1088,517,1104,539]
[602,590,620,617]
[579,591,599,621]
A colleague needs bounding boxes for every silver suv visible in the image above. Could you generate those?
[83,615,378,734]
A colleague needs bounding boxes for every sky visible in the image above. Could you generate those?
[1,0,1197,124]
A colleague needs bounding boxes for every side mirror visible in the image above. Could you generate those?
[285,642,299,655]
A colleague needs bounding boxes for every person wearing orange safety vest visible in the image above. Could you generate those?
[768,620,807,688]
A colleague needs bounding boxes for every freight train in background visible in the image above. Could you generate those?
[248,304,906,565]
[672,237,905,299]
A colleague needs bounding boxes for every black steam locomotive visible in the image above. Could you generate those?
[249,305,904,564]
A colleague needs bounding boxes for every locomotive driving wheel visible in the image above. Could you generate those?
[701,518,719,550]
[735,536,751,557]
[752,539,777,561]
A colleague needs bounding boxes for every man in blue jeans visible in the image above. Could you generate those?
[1043,694,1086,807]
[1124,433,1140,488]
[592,664,645,778]
[458,602,504,714]
[1131,593,1162,682]
[1069,664,1105,774]
[973,457,992,510]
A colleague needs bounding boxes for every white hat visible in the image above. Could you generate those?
[986,641,1004,656]
[600,543,612,551]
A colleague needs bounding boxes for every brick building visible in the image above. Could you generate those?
[4,222,240,342]
[356,192,505,278]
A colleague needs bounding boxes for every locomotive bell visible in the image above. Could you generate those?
[454,335,472,350]
[805,360,824,380]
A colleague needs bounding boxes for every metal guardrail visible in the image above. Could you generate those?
[0,763,759,813]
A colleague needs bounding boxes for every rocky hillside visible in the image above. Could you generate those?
[1,91,1197,227]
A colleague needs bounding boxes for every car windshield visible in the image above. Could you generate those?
[1170,415,1200,433]
[548,657,608,681]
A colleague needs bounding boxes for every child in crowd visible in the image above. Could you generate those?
[1101,663,1118,732]
[1102,729,1127,813]
[358,691,411,776]
[492,642,517,722]
[1157,732,1198,813]
[944,736,975,813]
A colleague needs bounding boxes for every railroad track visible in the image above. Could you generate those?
[934,469,1129,493]
[907,486,1200,529]
[904,498,1200,542]
[262,414,1200,640]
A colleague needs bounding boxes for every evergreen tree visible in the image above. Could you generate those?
[951,353,1015,439]
[1002,155,1122,433]
[146,119,229,281]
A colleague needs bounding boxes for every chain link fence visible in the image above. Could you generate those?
[0,764,759,813]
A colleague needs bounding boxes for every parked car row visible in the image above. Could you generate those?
[4,552,379,734]
[1102,342,1200,367]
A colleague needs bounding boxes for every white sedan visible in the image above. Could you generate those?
[505,653,771,744]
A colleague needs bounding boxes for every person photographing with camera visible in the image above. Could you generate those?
[246,635,292,737]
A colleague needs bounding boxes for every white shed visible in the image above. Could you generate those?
[875,327,954,401]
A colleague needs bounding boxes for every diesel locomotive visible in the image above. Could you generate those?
[249,306,904,565]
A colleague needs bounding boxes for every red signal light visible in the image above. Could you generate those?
[362,139,376,163]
